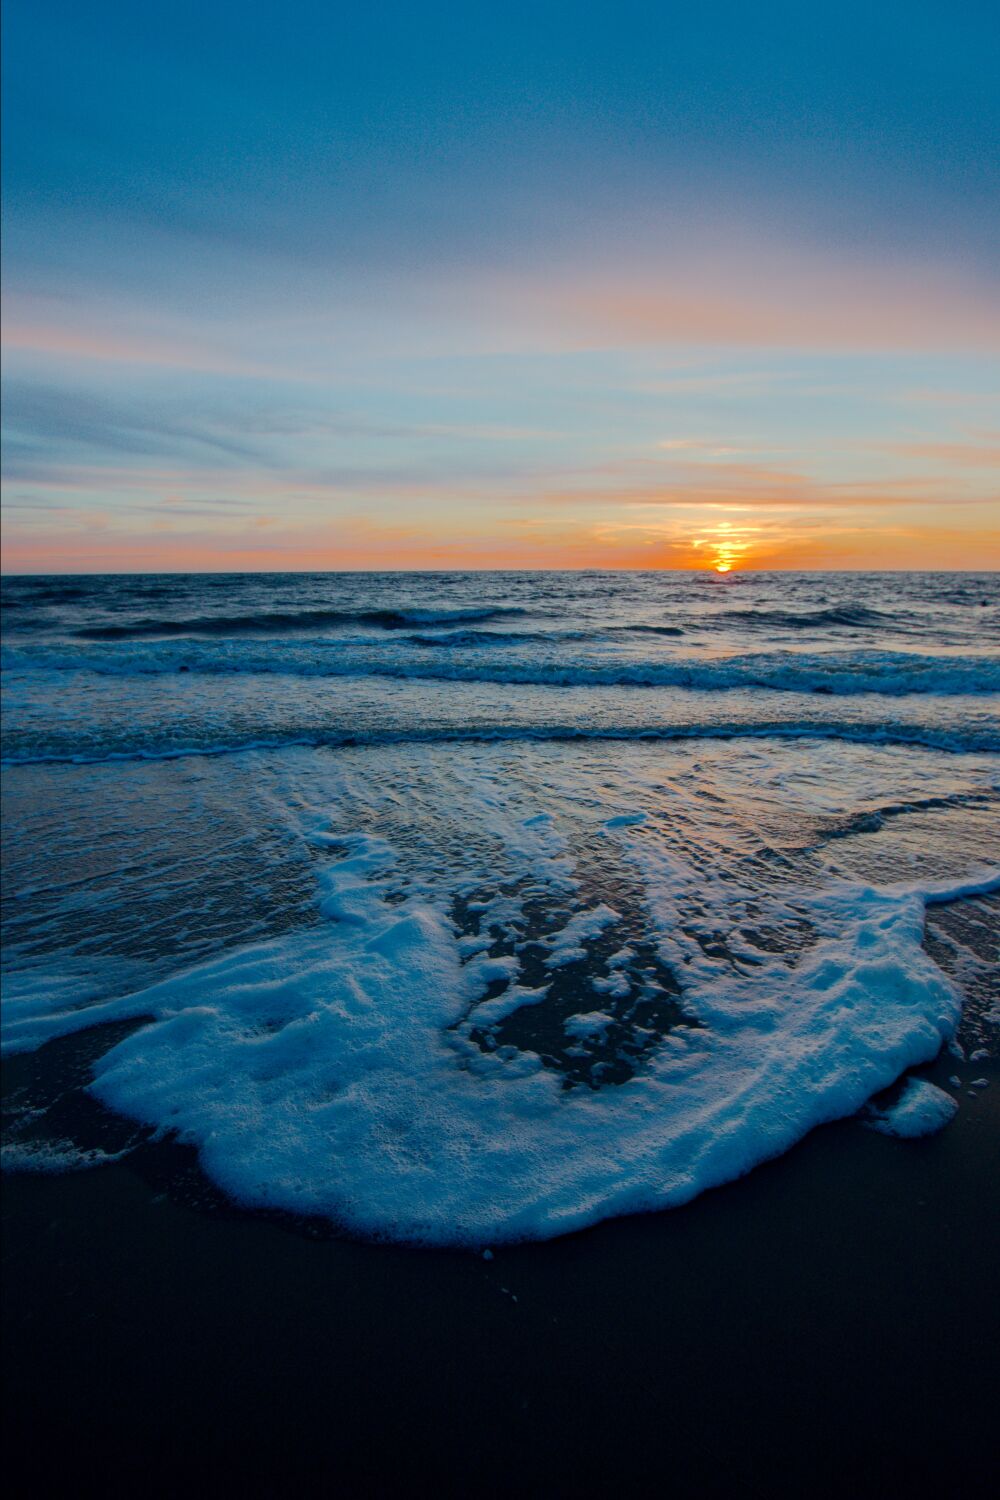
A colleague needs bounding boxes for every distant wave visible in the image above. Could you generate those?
[1,584,90,607]
[71,621,686,650]
[73,605,528,639]
[616,624,686,637]
[404,628,567,648]
[401,624,688,648]
[7,643,999,696]
[708,605,897,630]
[4,717,1000,767]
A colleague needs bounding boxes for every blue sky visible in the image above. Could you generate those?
[3,0,998,570]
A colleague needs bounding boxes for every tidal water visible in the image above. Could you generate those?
[2,571,998,1242]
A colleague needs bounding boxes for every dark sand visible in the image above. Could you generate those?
[3,1038,998,1499]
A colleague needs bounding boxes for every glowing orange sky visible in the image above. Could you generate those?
[4,503,998,576]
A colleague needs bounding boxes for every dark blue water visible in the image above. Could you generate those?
[2,570,999,762]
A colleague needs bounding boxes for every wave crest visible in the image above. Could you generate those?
[74,605,527,640]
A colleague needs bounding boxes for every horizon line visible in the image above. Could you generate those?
[3,566,999,579]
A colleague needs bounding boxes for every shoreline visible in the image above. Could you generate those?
[4,1042,997,1496]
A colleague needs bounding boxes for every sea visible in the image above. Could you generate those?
[2,569,998,1244]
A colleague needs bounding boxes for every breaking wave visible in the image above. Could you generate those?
[713,605,897,630]
[6,642,998,696]
[5,716,999,767]
[73,605,528,639]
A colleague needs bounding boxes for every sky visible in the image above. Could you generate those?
[2,0,998,573]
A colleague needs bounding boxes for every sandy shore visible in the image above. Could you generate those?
[3,1033,997,1498]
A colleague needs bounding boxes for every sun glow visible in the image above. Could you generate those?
[690,521,758,574]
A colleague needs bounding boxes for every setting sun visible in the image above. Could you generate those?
[689,521,755,574]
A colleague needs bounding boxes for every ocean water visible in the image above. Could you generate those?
[2,571,998,1242]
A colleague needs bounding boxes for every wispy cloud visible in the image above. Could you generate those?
[1,320,275,377]
[487,247,1000,353]
[885,440,1000,468]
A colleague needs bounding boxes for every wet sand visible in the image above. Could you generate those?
[3,1041,997,1498]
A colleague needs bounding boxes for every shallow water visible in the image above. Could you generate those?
[2,571,998,1242]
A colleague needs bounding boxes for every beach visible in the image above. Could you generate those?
[4,1031,997,1495]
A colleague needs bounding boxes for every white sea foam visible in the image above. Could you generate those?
[1,1138,130,1173]
[541,905,620,968]
[564,1011,615,1039]
[865,1078,959,1138]
[68,824,972,1245]
[0,967,151,1055]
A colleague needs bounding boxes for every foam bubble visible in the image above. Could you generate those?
[564,1012,615,1039]
[865,1078,959,1138]
[1,1139,129,1173]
